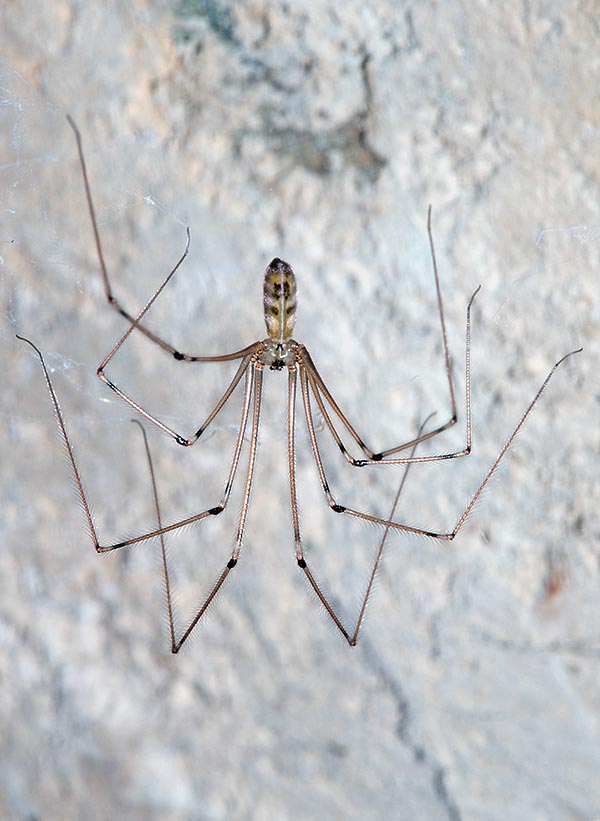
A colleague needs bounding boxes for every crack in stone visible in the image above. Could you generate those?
[474,627,600,658]
[234,48,386,181]
[361,635,462,821]
[433,767,462,821]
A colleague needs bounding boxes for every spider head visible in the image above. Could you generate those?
[258,340,298,370]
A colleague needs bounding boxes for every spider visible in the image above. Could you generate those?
[18,117,581,651]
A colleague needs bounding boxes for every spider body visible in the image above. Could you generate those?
[17,117,581,651]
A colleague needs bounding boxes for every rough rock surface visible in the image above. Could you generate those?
[1,2,598,819]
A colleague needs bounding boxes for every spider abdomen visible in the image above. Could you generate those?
[263,258,297,343]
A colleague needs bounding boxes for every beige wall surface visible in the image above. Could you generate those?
[1,2,598,819]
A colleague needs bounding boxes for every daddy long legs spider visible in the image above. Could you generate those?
[18,118,582,651]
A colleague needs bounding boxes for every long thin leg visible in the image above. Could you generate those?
[95,362,256,552]
[232,364,264,560]
[287,366,302,562]
[96,277,260,445]
[295,365,433,645]
[68,115,256,365]
[131,420,176,653]
[18,334,255,553]
[296,207,461,463]
[424,204,458,437]
[301,348,581,541]
[68,116,263,446]
[171,363,264,651]
[349,413,436,645]
[100,347,259,447]
[290,365,353,642]
[300,284,480,467]
[94,227,259,370]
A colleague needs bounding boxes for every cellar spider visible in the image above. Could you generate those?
[18,118,581,651]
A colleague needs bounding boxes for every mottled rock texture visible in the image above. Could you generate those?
[1,2,598,819]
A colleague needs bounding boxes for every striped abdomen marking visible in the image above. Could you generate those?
[263,258,297,343]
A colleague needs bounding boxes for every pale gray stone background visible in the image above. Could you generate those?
[1,2,599,819]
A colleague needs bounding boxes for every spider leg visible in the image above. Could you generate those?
[288,365,353,644]
[68,115,191,358]
[294,367,432,644]
[301,348,581,541]
[300,283,479,466]
[296,206,464,463]
[348,413,435,645]
[131,419,176,653]
[232,364,264,562]
[69,116,258,363]
[92,221,259,368]
[18,334,255,555]
[100,346,259,447]
[98,327,260,447]
[93,363,257,551]
[169,363,264,652]
[421,204,458,437]
[67,115,263,443]
[287,366,302,562]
